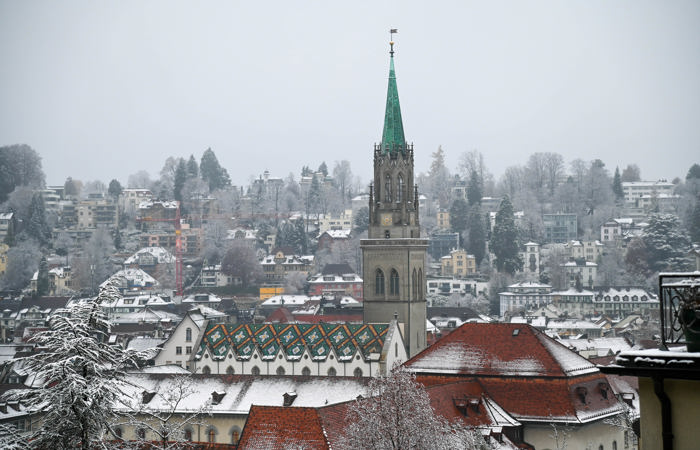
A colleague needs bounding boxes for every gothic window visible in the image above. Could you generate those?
[136,429,146,440]
[397,174,404,203]
[207,427,217,443]
[226,366,234,375]
[184,428,193,441]
[390,269,399,295]
[202,366,211,375]
[302,366,311,376]
[231,427,241,444]
[251,366,261,376]
[354,367,363,378]
[418,269,423,298]
[276,366,286,375]
[384,173,392,203]
[375,269,385,295]
[327,367,337,377]
[412,268,418,300]
[114,427,123,438]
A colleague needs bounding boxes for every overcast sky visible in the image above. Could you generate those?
[1,1,698,188]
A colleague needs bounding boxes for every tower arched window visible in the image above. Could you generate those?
[375,269,385,295]
[397,174,404,203]
[390,269,400,295]
[412,268,418,300]
[418,269,423,298]
[185,327,192,342]
[384,173,392,203]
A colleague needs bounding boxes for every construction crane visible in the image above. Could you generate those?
[136,202,184,296]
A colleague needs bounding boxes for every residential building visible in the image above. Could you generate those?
[551,288,596,317]
[317,229,352,252]
[100,268,159,293]
[562,258,598,289]
[0,243,8,277]
[621,180,674,205]
[440,248,476,278]
[436,209,450,229]
[425,277,488,297]
[0,212,15,242]
[593,287,658,317]
[74,193,119,229]
[119,188,153,217]
[498,282,553,317]
[361,45,428,358]
[317,209,353,234]
[260,251,314,283]
[199,264,238,288]
[565,239,604,262]
[543,213,578,243]
[307,263,363,300]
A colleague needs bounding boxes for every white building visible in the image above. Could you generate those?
[499,282,553,317]
[622,180,674,205]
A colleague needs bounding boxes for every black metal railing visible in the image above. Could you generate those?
[659,272,700,350]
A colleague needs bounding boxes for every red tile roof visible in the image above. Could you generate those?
[238,405,328,449]
[405,323,597,377]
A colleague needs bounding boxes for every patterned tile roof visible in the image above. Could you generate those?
[197,322,389,362]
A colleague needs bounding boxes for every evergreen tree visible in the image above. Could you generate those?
[354,206,370,234]
[173,159,187,202]
[200,148,230,191]
[186,154,199,179]
[449,198,468,235]
[0,144,45,203]
[467,204,486,265]
[36,256,49,296]
[107,179,122,200]
[466,169,482,206]
[491,196,522,275]
[612,167,624,201]
[318,161,328,177]
[686,163,700,181]
[25,193,51,246]
[642,213,691,272]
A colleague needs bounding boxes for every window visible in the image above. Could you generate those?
[226,366,234,375]
[412,269,417,300]
[397,174,404,202]
[114,427,123,439]
[231,427,241,444]
[390,269,399,295]
[137,428,146,440]
[276,366,286,375]
[384,173,392,203]
[354,367,363,378]
[175,346,182,355]
[185,327,192,342]
[375,269,385,295]
[185,346,192,355]
[202,366,211,375]
[207,427,217,443]
[251,366,261,375]
[327,367,337,377]
[302,367,311,376]
[612,441,617,450]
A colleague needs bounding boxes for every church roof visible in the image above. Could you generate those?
[381,44,406,153]
[196,322,389,363]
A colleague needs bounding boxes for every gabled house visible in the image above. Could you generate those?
[307,263,363,300]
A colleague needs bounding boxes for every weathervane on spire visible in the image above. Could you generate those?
[389,28,397,56]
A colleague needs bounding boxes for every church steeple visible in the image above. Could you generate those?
[381,41,406,154]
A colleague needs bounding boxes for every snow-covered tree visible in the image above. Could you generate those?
[339,366,491,450]
[4,280,143,449]
[642,213,692,272]
[221,240,263,288]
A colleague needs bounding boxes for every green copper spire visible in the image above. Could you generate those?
[381,42,406,154]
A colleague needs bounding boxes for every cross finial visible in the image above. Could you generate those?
[389,28,397,56]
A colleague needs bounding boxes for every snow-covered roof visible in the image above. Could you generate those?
[124,246,175,265]
[100,268,159,289]
[319,229,352,239]
[116,372,369,415]
[558,337,632,356]
[182,293,222,303]
[261,295,318,306]
[126,336,167,352]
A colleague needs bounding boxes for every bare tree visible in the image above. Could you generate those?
[333,160,352,208]
[111,374,212,449]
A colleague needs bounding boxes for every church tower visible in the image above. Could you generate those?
[361,40,428,358]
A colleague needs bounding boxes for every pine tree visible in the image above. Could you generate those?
[318,161,328,177]
[612,167,624,201]
[467,204,486,265]
[186,154,199,179]
[200,148,230,192]
[173,159,187,202]
[466,169,482,206]
[108,179,122,199]
[25,193,51,247]
[491,196,522,275]
[36,256,49,296]
[449,198,468,235]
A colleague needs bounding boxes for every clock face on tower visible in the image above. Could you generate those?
[381,213,392,226]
